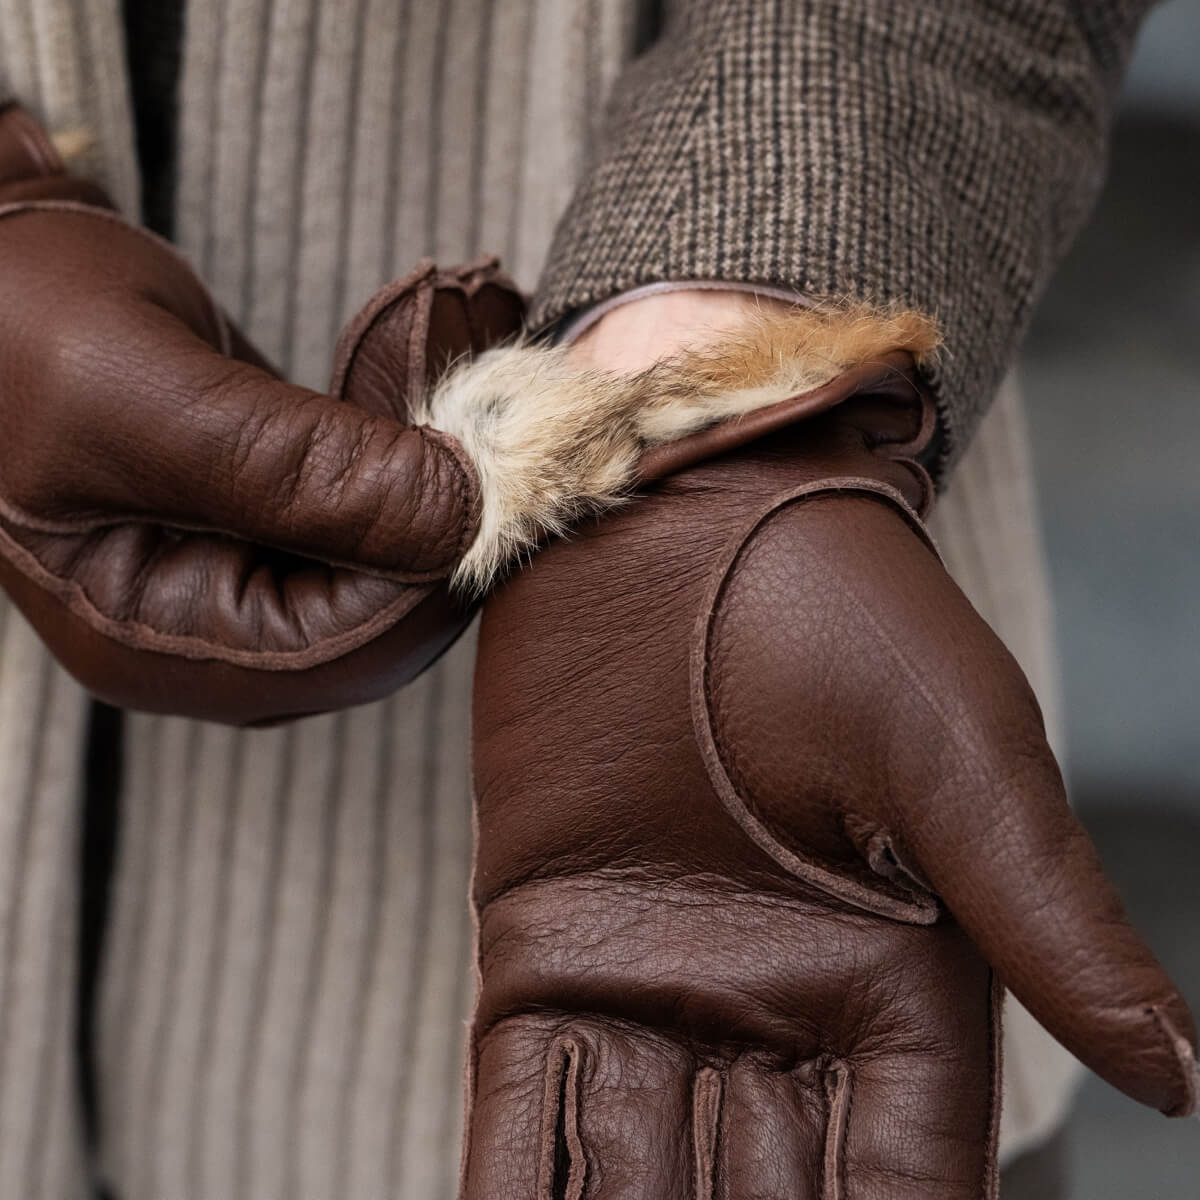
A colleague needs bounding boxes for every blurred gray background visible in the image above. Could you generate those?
[1017,1,1199,1194]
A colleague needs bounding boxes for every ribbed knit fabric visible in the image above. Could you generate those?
[0,612,90,1199]
[530,0,1153,477]
[97,635,480,1200]
[0,2,1121,1196]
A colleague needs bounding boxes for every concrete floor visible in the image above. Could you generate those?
[1018,105,1200,1199]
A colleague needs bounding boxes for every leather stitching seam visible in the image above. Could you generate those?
[0,517,445,668]
[690,481,943,924]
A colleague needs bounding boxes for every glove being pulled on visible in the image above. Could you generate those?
[465,323,1198,1197]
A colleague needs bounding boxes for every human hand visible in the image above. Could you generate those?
[566,287,797,373]
[465,331,1197,1197]
[0,104,524,722]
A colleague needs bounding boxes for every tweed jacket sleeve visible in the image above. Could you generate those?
[531,0,1154,475]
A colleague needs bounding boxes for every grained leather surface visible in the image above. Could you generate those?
[468,380,1198,1197]
[0,105,524,723]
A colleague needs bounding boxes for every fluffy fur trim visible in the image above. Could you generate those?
[416,303,939,592]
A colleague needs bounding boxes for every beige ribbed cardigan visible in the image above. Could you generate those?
[0,2,1080,1196]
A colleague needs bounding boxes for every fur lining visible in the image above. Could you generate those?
[416,303,939,592]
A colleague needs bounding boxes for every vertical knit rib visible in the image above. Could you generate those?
[431,0,487,264]
[121,718,199,1200]
[338,671,447,1198]
[342,0,408,290]
[245,0,320,366]
[186,724,293,1199]
[93,712,161,1194]
[476,0,535,271]
[0,606,89,1200]
[388,637,478,1197]
[148,723,242,1194]
[289,0,371,384]
[235,713,336,1200]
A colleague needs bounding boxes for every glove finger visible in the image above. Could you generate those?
[0,519,470,721]
[885,607,1199,1116]
[0,206,476,578]
[831,1044,1000,1200]
[464,1018,695,1200]
[709,1058,828,1199]
[70,305,474,577]
[780,930,999,1200]
[31,520,412,655]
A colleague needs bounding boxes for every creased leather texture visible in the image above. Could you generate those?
[468,370,1198,1198]
[0,106,525,723]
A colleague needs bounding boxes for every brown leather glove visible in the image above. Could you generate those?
[0,103,523,723]
[467,352,1198,1197]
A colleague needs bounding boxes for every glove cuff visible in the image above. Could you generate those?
[418,304,940,592]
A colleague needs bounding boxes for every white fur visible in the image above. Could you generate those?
[414,305,939,592]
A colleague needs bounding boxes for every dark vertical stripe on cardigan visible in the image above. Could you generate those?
[384,665,445,1196]
[120,0,185,235]
[185,731,246,1200]
[77,701,123,1157]
[232,723,297,1200]
[137,722,204,1200]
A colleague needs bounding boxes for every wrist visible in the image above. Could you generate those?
[565,287,802,373]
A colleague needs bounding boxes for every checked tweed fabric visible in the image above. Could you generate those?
[532,0,1152,475]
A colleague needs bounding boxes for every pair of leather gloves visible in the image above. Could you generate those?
[1,103,1195,1197]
